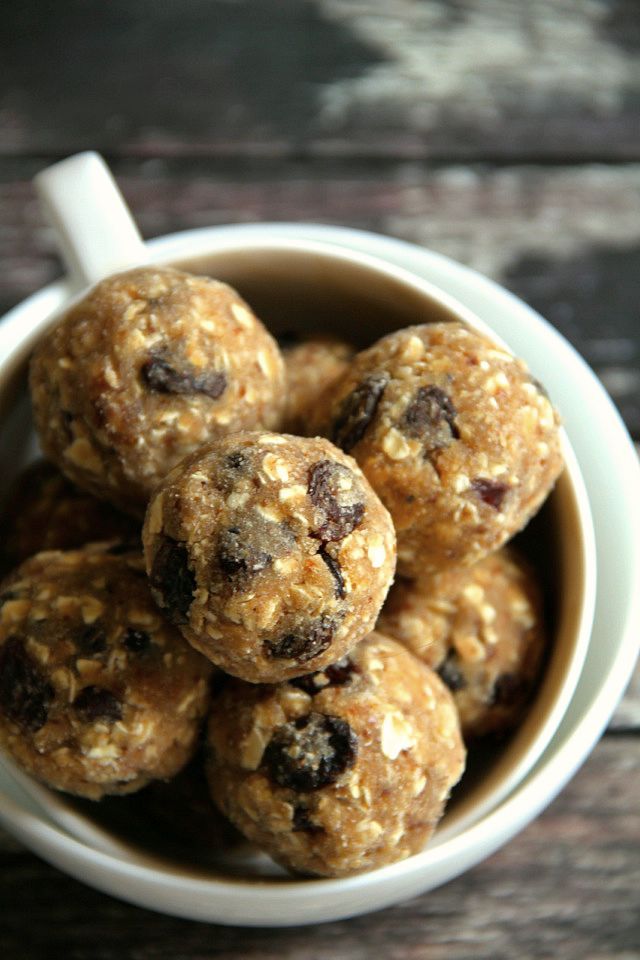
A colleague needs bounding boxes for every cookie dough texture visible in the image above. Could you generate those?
[143,432,396,683]
[206,632,465,877]
[378,549,545,737]
[282,335,354,434]
[311,323,563,576]
[0,546,211,799]
[30,267,286,514]
[0,460,137,577]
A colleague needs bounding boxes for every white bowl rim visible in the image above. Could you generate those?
[0,234,527,358]
[0,222,637,926]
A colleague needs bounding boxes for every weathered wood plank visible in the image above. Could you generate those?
[3,0,640,161]
[2,159,639,434]
[0,735,637,958]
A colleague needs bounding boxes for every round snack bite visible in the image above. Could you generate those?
[206,632,465,877]
[143,432,396,683]
[0,460,137,577]
[30,267,286,514]
[281,334,354,434]
[310,323,563,576]
[0,545,212,799]
[378,549,545,738]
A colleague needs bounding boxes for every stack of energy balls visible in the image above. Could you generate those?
[0,265,562,878]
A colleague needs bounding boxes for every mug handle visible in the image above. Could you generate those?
[34,152,149,292]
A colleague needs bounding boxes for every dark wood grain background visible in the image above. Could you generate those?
[1,1,639,957]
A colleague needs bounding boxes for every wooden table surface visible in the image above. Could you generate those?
[1,1,639,956]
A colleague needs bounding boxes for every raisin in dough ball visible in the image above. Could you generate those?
[30,267,286,515]
[0,546,212,799]
[311,323,563,576]
[143,432,396,683]
[378,549,545,738]
[282,335,354,434]
[0,460,137,577]
[206,632,465,877]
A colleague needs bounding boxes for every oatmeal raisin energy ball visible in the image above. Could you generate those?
[206,632,465,877]
[378,548,545,737]
[143,432,396,683]
[0,460,137,577]
[311,323,563,576]
[30,267,285,514]
[281,334,354,434]
[0,545,211,799]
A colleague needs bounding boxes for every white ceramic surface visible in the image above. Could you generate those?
[0,222,637,925]
[34,152,149,288]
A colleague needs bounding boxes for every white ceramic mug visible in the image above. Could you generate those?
[0,154,608,925]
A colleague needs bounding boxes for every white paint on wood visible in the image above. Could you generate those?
[385,164,640,278]
[317,0,639,133]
